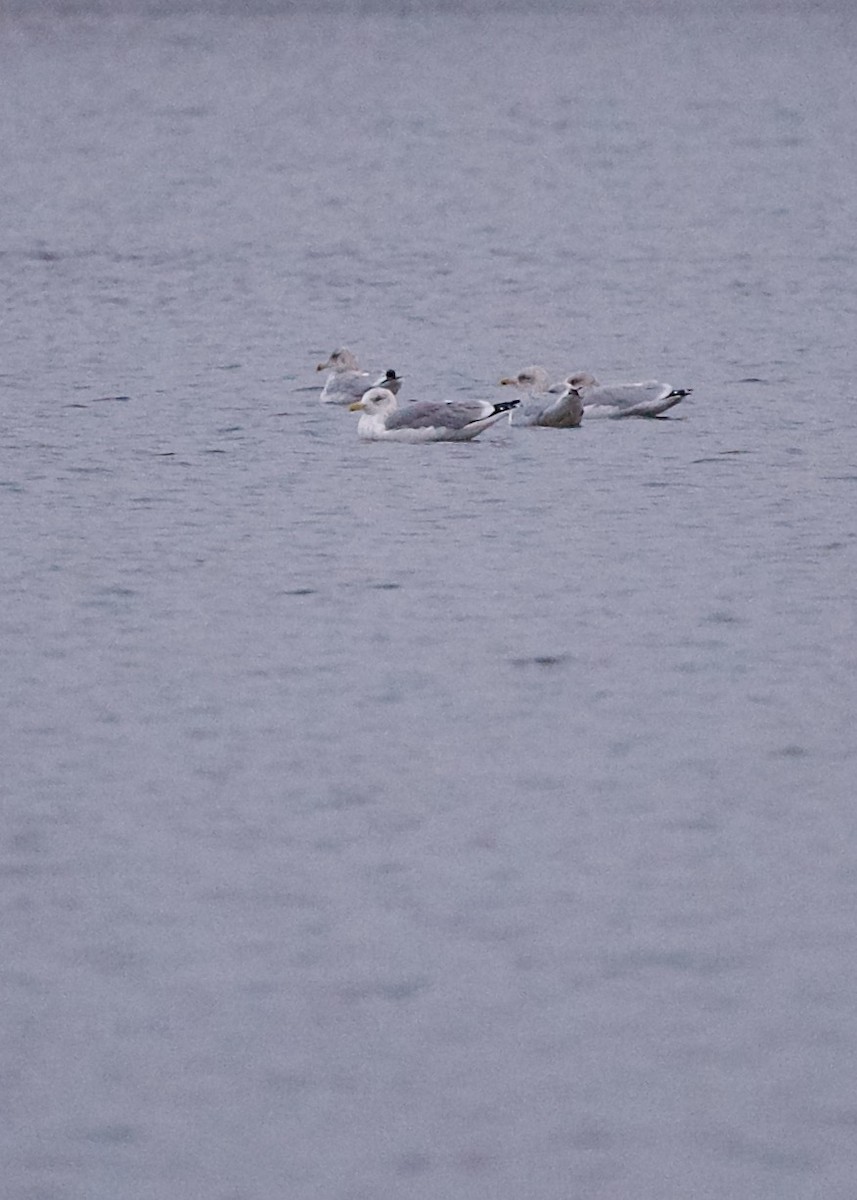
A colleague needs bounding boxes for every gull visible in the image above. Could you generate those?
[500,365,690,418]
[499,367,583,427]
[349,388,519,442]
[316,347,402,406]
[567,372,691,418]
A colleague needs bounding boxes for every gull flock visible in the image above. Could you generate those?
[316,347,693,443]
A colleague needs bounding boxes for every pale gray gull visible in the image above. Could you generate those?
[349,388,519,442]
[316,347,402,406]
[568,372,691,418]
[501,365,691,418]
[499,366,583,427]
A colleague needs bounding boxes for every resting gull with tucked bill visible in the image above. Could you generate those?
[349,387,519,442]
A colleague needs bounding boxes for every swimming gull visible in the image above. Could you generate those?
[316,347,402,406]
[566,372,692,418]
[499,366,583,427]
[349,387,520,442]
[501,364,691,418]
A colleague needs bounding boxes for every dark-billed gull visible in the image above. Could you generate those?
[499,367,583,428]
[349,388,519,442]
[316,348,402,406]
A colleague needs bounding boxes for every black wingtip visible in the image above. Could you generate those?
[493,398,521,414]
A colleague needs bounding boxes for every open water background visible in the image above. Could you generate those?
[2,2,857,1197]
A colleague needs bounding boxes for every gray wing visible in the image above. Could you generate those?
[583,381,672,408]
[386,399,492,431]
[510,396,551,426]
[322,370,373,403]
[581,380,690,417]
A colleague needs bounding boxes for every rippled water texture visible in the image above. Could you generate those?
[2,3,857,1198]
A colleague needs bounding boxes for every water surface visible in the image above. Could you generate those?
[2,4,857,1198]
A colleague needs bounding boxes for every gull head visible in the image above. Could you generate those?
[566,371,599,389]
[317,347,359,373]
[499,365,552,391]
[349,386,398,415]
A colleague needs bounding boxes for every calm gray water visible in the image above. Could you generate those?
[2,3,857,1198]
